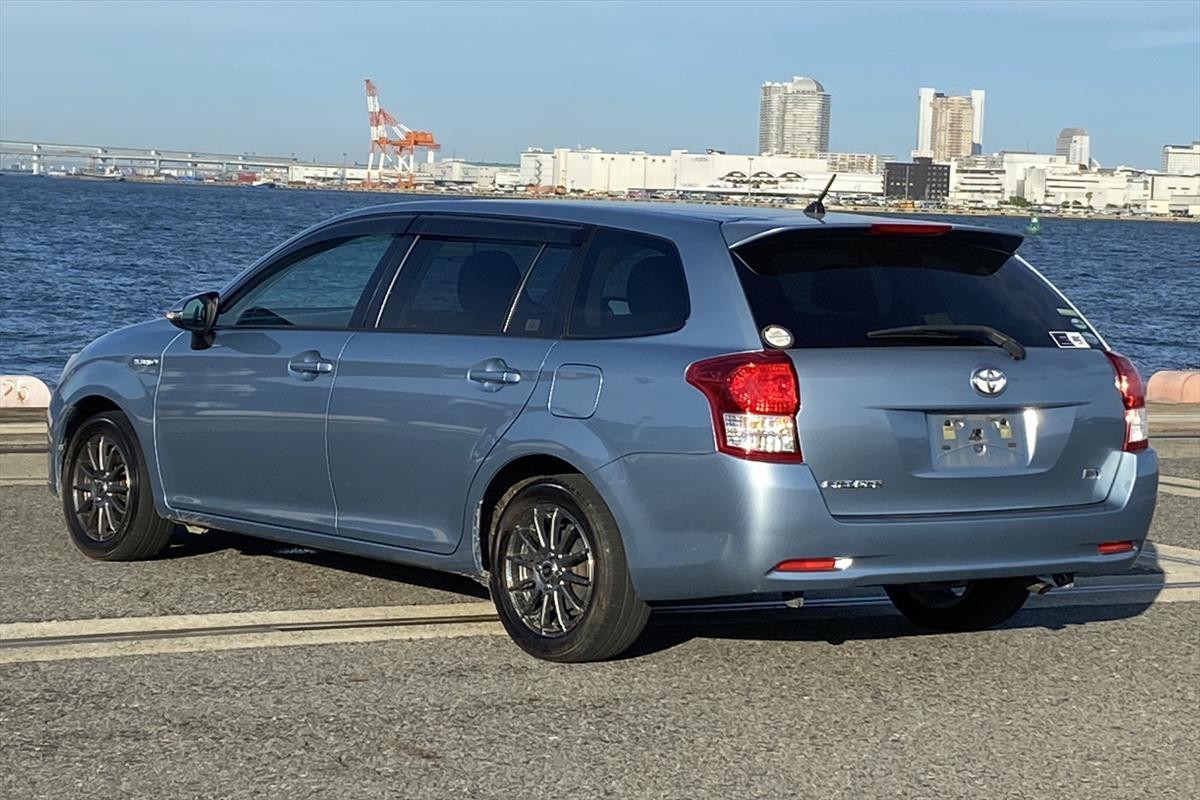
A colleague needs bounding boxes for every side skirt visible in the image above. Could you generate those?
[169,509,486,582]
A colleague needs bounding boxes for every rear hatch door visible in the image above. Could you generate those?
[731,223,1127,516]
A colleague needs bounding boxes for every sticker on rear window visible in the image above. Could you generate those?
[1050,331,1090,349]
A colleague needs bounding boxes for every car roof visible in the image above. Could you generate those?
[328,198,1022,252]
[335,198,878,228]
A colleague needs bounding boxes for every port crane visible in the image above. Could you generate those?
[364,78,440,188]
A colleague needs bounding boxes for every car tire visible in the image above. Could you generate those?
[489,474,649,662]
[62,410,175,561]
[885,578,1030,632]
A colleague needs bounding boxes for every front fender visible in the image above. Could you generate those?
[49,321,181,515]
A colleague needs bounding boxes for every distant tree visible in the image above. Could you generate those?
[1006,195,1030,208]
[1085,191,1094,208]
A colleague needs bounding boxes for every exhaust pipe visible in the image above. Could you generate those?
[1026,573,1076,595]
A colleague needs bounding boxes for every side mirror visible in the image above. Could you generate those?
[166,291,220,349]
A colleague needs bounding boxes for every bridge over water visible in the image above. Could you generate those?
[0,140,303,175]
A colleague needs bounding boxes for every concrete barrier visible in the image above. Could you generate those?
[0,376,50,409]
[1147,371,1200,405]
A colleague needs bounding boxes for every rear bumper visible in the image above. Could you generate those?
[591,448,1158,602]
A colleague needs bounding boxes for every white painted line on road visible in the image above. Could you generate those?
[0,601,498,642]
[1161,475,1200,488]
[0,620,506,665]
[0,477,46,487]
[1159,474,1200,498]
[3,578,1198,665]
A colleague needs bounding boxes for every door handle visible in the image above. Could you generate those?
[293,361,333,374]
[468,358,521,386]
[287,352,334,379]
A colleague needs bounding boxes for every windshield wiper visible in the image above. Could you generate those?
[866,324,1027,360]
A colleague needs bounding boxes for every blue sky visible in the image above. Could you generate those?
[1,0,1197,168]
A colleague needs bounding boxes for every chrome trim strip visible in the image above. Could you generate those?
[152,331,187,514]
[374,235,421,328]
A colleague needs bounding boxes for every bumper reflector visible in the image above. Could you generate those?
[1097,540,1136,555]
[774,557,853,572]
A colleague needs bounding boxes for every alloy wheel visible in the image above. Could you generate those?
[70,432,132,542]
[501,503,595,638]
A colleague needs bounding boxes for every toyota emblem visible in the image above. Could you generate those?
[970,367,1007,396]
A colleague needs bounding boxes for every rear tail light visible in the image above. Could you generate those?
[686,351,802,462]
[1097,540,1136,555]
[1103,352,1148,452]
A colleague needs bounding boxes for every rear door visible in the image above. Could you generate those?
[327,215,584,553]
[731,227,1128,516]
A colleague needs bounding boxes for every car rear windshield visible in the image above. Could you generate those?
[732,233,1099,349]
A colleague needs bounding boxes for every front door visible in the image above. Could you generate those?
[328,224,580,552]
[156,231,399,532]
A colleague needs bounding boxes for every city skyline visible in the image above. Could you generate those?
[1,1,1197,168]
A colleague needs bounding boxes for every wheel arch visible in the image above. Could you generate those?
[61,395,124,450]
[53,382,164,514]
[472,453,589,572]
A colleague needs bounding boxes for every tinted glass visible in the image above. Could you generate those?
[569,229,688,338]
[378,238,540,334]
[505,245,575,337]
[733,235,1099,349]
[221,234,394,328]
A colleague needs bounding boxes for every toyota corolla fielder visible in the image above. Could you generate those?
[49,200,1158,662]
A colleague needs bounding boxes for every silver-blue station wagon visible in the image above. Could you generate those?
[49,200,1158,661]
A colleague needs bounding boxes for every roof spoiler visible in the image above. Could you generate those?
[724,221,1024,255]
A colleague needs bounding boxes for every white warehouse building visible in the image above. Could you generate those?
[519,147,885,197]
[948,151,1200,213]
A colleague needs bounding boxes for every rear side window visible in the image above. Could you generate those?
[733,234,1098,349]
[568,229,689,338]
[506,245,575,337]
[378,238,582,337]
[378,239,539,334]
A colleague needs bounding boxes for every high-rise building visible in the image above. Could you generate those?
[1162,141,1200,174]
[758,76,831,156]
[1055,127,1091,166]
[969,90,986,156]
[914,88,985,161]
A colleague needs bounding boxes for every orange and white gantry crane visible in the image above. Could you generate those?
[364,78,441,188]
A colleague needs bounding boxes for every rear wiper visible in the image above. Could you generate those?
[866,324,1027,360]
